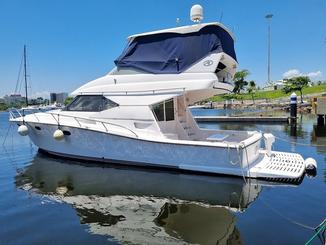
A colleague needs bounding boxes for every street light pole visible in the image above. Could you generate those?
[265,14,273,85]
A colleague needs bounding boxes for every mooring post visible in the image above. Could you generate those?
[290,92,297,125]
[317,115,325,126]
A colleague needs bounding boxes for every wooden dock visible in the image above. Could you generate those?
[194,116,289,123]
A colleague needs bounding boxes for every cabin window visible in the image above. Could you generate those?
[65,95,118,112]
[153,102,165,121]
[165,99,174,121]
[152,99,174,121]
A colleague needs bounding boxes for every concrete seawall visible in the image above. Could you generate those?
[194,116,289,123]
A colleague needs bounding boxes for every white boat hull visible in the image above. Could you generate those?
[21,122,306,181]
[25,122,260,177]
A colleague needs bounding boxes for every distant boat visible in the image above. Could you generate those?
[21,102,64,112]
[15,45,62,113]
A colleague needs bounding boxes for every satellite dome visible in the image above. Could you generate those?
[190,4,203,23]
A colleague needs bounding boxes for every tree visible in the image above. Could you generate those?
[0,102,9,111]
[282,76,310,103]
[233,70,250,94]
[247,80,256,104]
[64,96,74,105]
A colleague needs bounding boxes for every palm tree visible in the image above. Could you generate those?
[233,70,250,94]
[247,80,256,104]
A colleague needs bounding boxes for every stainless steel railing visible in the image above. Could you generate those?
[9,109,139,138]
[78,87,187,96]
[47,112,139,138]
[9,108,22,120]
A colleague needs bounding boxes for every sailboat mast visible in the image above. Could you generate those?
[23,45,28,106]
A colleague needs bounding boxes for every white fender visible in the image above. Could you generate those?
[18,125,29,136]
[53,129,64,141]
[304,158,317,171]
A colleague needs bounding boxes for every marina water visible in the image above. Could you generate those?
[1,110,325,244]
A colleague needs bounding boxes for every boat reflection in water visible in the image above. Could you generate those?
[15,153,297,245]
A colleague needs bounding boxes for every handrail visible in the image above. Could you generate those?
[79,87,187,96]
[9,108,138,138]
[8,108,23,120]
[9,108,41,122]
[31,111,40,122]
[45,112,139,138]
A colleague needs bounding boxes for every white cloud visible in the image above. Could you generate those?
[283,69,301,79]
[306,71,322,78]
[283,69,322,80]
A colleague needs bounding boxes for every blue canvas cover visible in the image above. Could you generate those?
[114,25,236,74]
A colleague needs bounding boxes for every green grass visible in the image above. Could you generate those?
[211,84,326,102]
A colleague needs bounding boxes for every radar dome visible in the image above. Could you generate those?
[190,4,203,23]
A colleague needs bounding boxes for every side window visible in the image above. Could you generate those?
[153,102,164,121]
[152,99,174,121]
[66,95,118,112]
[165,99,174,121]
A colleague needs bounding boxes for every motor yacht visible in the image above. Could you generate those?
[9,5,317,181]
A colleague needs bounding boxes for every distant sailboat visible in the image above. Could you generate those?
[17,45,62,112]
[23,45,28,107]
[11,45,28,107]
[18,45,38,111]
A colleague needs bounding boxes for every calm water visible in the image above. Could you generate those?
[0,110,325,245]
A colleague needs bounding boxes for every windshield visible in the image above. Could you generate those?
[65,95,118,112]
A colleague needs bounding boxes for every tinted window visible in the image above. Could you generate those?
[165,99,174,121]
[152,99,174,121]
[153,102,164,121]
[66,95,118,112]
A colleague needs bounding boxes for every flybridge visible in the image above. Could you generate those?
[114,23,237,74]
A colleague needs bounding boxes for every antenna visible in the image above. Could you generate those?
[219,11,223,22]
[190,4,203,23]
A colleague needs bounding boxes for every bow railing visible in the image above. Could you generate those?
[9,109,139,138]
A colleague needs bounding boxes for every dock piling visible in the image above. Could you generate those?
[317,115,325,126]
[290,92,297,125]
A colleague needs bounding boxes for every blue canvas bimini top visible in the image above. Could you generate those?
[114,25,237,74]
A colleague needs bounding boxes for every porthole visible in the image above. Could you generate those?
[63,130,71,136]
[35,126,41,130]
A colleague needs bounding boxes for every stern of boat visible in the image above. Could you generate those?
[243,133,310,182]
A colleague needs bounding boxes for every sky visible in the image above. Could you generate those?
[0,0,325,98]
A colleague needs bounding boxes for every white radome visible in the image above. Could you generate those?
[190,4,203,22]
